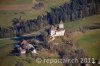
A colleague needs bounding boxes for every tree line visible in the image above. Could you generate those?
[0,0,99,38]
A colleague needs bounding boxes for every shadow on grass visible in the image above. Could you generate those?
[85,23,100,30]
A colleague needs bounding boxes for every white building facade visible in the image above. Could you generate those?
[50,21,65,37]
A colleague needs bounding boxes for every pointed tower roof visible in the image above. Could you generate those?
[60,20,64,24]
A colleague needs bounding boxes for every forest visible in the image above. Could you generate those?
[0,0,99,38]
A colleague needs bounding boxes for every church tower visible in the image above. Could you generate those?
[59,20,64,29]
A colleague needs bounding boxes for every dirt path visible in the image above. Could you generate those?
[48,35,55,43]
[0,4,32,10]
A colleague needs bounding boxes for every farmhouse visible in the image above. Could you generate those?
[15,40,37,55]
[49,20,65,37]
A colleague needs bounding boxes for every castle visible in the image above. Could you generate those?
[50,20,65,37]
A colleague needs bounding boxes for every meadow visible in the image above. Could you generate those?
[64,15,100,30]
[64,15,100,59]
[0,0,68,27]
[75,29,100,59]
[0,39,63,66]
[0,0,32,5]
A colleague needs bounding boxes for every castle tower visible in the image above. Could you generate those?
[59,20,64,29]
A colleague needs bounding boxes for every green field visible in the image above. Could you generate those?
[75,29,100,59]
[64,15,100,30]
[0,0,32,5]
[64,15,100,59]
[0,10,36,27]
[0,39,63,66]
[0,0,68,27]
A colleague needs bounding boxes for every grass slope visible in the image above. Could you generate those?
[65,15,100,30]
[0,37,62,66]
[0,0,68,27]
[74,29,100,59]
[64,15,100,59]
[0,0,32,5]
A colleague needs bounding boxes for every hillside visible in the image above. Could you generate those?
[0,14,100,66]
[52,14,100,59]
[74,29,100,59]
[0,0,99,39]
[0,0,100,66]
[0,0,32,5]
[65,14,100,59]
[64,15,100,30]
[0,0,68,27]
